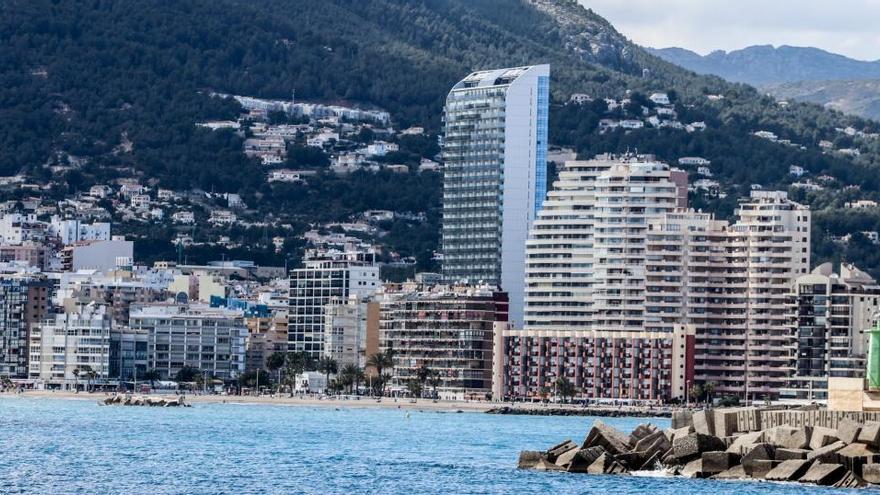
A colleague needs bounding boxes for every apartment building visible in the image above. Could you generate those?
[782,263,880,401]
[642,192,811,399]
[524,155,687,332]
[0,276,51,378]
[28,303,112,389]
[441,65,549,328]
[130,304,247,381]
[495,324,695,403]
[288,250,379,358]
[245,313,288,372]
[378,284,508,400]
[322,295,374,369]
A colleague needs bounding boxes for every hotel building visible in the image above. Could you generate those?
[441,64,549,328]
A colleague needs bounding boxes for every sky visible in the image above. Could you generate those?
[579,0,880,61]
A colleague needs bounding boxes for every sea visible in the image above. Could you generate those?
[0,397,860,494]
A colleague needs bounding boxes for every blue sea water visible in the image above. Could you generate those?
[0,397,863,494]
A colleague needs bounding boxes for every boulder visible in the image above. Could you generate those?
[517,451,545,469]
[614,452,644,470]
[764,426,811,450]
[700,451,740,474]
[726,431,764,454]
[633,430,667,454]
[799,462,847,486]
[680,459,706,478]
[712,464,746,480]
[693,409,715,436]
[857,421,880,447]
[774,448,809,461]
[582,421,630,456]
[547,439,578,462]
[835,442,880,476]
[638,451,660,471]
[670,426,694,445]
[628,423,658,447]
[764,459,812,481]
[809,426,839,450]
[741,443,776,474]
[553,447,581,468]
[806,440,846,463]
[714,409,740,437]
[836,418,862,444]
[834,471,864,488]
[747,459,778,479]
[586,452,627,475]
[672,433,726,463]
[533,459,565,471]
[567,446,606,473]
[861,462,880,484]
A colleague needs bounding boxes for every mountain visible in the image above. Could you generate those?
[763,79,880,122]
[647,45,880,121]
[647,45,880,86]
[4,0,880,274]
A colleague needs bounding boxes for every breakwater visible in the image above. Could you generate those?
[520,406,880,488]
[487,406,671,418]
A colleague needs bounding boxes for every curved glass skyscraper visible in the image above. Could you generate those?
[441,65,549,328]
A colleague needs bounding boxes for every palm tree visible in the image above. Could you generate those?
[266,351,286,390]
[142,369,160,388]
[555,376,576,404]
[72,368,80,392]
[428,371,441,400]
[367,350,394,396]
[353,367,366,395]
[339,363,359,393]
[406,378,422,398]
[284,351,313,395]
[317,357,338,393]
[416,364,430,397]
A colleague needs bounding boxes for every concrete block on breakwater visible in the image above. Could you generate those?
[518,406,880,488]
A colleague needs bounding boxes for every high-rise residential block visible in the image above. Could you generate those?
[441,64,549,328]
[288,250,379,358]
[377,283,508,400]
[0,276,50,378]
[782,263,880,401]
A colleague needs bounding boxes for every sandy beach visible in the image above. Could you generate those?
[1,390,500,412]
[1,390,675,417]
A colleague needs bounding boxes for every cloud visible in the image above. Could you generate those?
[579,0,880,61]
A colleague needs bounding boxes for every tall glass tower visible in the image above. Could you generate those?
[441,64,549,328]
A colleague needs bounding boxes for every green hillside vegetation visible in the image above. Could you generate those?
[3,0,880,273]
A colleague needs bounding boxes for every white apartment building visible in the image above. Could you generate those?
[643,191,811,399]
[441,65,549,328]
[322,295,372,369]
[49,217,111,245]
[523,155,687,332]
[288,251,380,358]
[130,304,247,381]
[28,303,112,390]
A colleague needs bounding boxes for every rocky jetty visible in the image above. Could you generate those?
[519,407,880,488]
[487,406,671,418]
[101,394,190,407]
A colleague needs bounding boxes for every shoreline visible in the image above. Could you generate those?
[0,391,673,417]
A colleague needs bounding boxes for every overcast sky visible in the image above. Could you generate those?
[580,0,880,61]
